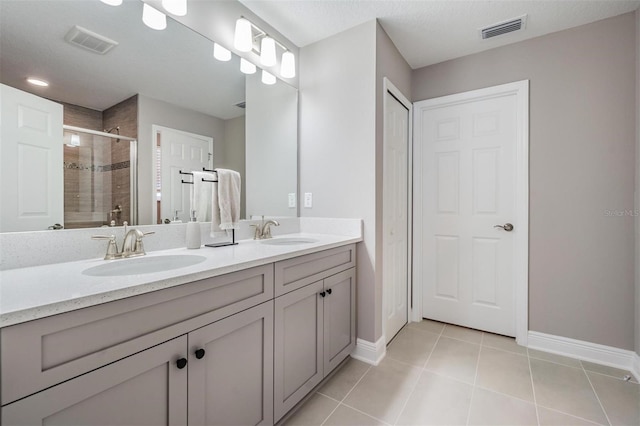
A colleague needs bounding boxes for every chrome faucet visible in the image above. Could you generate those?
[251,216,280,240]
[92,222,155,260]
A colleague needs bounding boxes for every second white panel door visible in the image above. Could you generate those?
[158,127,212,223]
[383,90,410,343]
[416,92,517,336]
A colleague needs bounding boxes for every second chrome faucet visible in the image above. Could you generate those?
[251,216,280,240]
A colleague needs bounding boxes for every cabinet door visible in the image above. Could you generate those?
[188,302,274,426]
[323,268,357,374]
[274,281,324,421]
[1,336,188,426]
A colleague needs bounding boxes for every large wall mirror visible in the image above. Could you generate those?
[0,0,298,232]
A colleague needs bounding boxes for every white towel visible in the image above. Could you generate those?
[190,171,215,222]
[213,169,241,232]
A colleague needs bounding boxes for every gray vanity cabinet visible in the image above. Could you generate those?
[323,268,357,373]
[274,280,325,420]
[273,264,356,421]
[188,301,274,426]
[2,336,189,426]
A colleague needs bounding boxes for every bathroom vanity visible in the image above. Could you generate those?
[0,234,358,425]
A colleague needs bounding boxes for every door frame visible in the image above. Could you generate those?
[412,80,529,345]
[382,77,413,342]
[152,125,214,222]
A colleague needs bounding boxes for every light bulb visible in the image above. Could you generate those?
[142,4,167,30]
[213,43,231,61]
[280,51,295,78]
[27,77,49,87]
[100,0,122,6]
[260,36,276,67]
[234,18,253,52]
[261,70,276,85]
[161,0,187,16]
[240,58,256,74]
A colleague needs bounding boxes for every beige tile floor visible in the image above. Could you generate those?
[284,320,640,426]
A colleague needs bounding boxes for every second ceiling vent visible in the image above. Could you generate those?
[480,15,527,40]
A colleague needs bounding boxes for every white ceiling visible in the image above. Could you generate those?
[239,0,640,69]
[0,0,246,119]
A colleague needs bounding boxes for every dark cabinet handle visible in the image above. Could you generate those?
[176,358,187,369]
[326,288,332,295]
[195,348,206,359]
[319,291,326,298]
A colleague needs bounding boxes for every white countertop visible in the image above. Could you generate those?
[0,233,361,328]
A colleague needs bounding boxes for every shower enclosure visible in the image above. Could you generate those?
[62,125,137,229]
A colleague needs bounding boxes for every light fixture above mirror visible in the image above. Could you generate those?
[161,0,187,17]
[142,3,167,30]
[232,16,296,79]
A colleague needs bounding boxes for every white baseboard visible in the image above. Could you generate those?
[528,331,640,381]
[633,352,640,381]
[351,337,386,366]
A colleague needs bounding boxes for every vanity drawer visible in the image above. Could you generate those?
[274,244,355,296]
[1,264,273,405]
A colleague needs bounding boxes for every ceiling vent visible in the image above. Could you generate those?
[234,101,246,109]
[65,25,118,55]
[480,15,527,40]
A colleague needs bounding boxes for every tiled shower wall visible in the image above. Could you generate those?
[60,96,138,228]
[103,95,138,226]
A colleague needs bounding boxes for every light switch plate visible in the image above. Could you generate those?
[288,193,296,208]
[304,192,312,208]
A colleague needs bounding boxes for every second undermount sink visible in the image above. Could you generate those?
[261,237,319,246]
[82,254,207,277]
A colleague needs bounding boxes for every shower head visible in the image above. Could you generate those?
[104,126,121,142]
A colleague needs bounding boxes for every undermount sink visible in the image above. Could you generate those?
[82,254,207,277]
[261,237,319,246]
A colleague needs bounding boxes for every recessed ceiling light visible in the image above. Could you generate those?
[27,78,49,87]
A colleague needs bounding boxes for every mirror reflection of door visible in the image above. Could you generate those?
[155,126,212,224]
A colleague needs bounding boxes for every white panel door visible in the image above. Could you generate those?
[158,127,212,223]
[416,92,517,336]
[383,90,409,343]
[0,84,63,232]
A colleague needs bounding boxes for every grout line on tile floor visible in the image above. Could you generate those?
[581,366,639,383]
[536,404,606,426]
[582,362,613,426]
[528,353,587,371]
[316,392,341,404]
[390,320,445,425]
[465,332,484,426]
[337,401,393,426]
[437,333,483,347]
[319,362,373,426]
[482,343,528,357]
[473,384,539,406]
[526,349,541,426]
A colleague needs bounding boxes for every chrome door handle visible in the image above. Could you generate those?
[494,223,514,232]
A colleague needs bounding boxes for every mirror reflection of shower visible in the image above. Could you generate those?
[62,125,137,229]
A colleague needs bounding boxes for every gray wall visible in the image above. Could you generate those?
[412,13,637,350]
[636,9,640,357]
[375,23,412,340]
[299,21,379,342]
[137,95,226,225]
[222,116,246,219]
[245,73,298,219]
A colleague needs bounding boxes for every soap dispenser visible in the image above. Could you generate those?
[186,210,201,249]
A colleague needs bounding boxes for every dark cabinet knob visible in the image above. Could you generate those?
[319,291,326,298]
[176,358,187,369]
[326,288,332,295]
[195,348,206,359]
